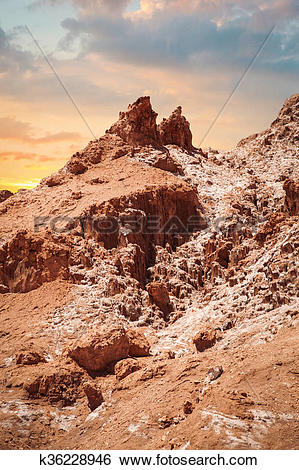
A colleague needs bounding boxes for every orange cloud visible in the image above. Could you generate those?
[0,151,59,162]
[0,117,82,145]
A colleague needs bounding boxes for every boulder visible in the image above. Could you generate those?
[44,173,64,187]
[67,326,130,372]
[114,358,141,380]
[67,156,87,175]
[67,326,150,372]
[152,153,183,174]
[127,329,150,357]
[183,401,194,415]
[193,326,216,352]
[82,381,103,411]
[16,349,47,366]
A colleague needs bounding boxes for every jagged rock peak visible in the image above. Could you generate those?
[237,93,299,148]
[107,97,194,151]
[107,96,159,146]
[272,93,299,125]
[158,105,193,151]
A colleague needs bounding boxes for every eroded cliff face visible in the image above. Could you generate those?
[0,95,298,450]
[0,97,204,294]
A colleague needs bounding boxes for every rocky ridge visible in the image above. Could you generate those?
[0,95,298,450]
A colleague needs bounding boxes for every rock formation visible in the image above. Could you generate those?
[107,96,159,146]
[67,326,150,372]
[107,96,194,151]
[193,326,217,352]
[283,178,299,215]
[82,381,103,411]
[158,106,193,150]
[146,281,172,316]
[114,358,141,380]
[0,190,13,203]
[0,95,298,451]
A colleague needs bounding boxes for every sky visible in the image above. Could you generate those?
[0,0,298,191]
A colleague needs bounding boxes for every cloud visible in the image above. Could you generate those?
[56,0,299,74]
[0,151,58,162]
[0,27,34,73]
[0,117,82,144]
[32,131,83,143]
[29,0,130,15]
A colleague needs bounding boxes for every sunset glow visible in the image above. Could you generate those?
[1,0,298,191]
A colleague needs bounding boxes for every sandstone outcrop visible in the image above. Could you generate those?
[127,329,150,357]
[158,106,193,151]
[108,96,159,146]
[0,94,298,451]
[237,93,299,151]
[82,381,103,411]
[146,281,172,316]
[193,326,217,352]
[83,182,202,255]
[0,231,72,293]
[114,358,141,380]
[67,327,150,372]
[24,363,83,406]
[283,178,299,215]
[107,97,194,151]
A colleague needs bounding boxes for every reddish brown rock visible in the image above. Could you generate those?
[16,349,46,366]
[146,281,172,316]
[158,106,193,151]
[67,155,87,175]
[67,326,130,372]
[0,230,71,293]
[152,153,183,174]
[114,358,141,380]
[83,134,132,163]
[193,326,217,352]
[43,173,65,187]
[0,190,13,203]
[108,96,159,146]
[127,328,151,357]
[82,381,103,411]
[283,178,299,215]
[84,182,202,254]
[24,364,83,406]
[183,400,194,415]
[114,244,147,285]
[67,327,150,372]
[255,212,286,245]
